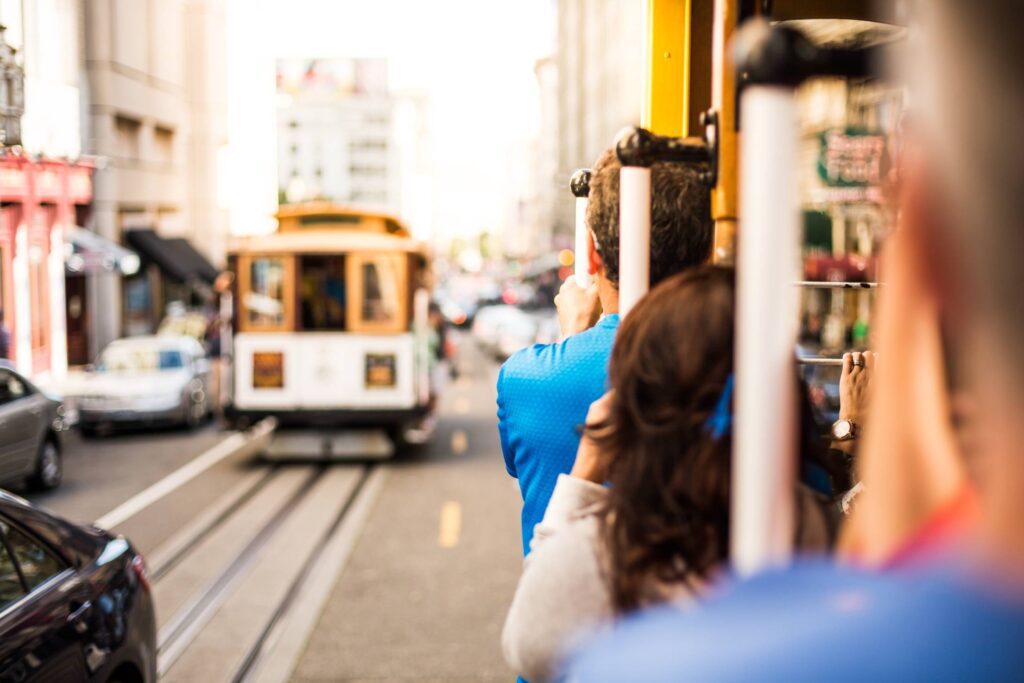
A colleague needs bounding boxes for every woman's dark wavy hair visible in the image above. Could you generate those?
[590,265,735,613]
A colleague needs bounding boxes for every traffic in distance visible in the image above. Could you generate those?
[0,1,1021,682]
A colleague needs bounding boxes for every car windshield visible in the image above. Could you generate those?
[99,347,186,372]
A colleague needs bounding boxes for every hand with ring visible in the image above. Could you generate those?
[840,350,875,423]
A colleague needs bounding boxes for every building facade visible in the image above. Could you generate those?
[276,59,399,211]
[82,0,226,349]
[554,0,644,239]
[0,0,95,381]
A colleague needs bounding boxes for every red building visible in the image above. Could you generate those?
[0,153,93,381]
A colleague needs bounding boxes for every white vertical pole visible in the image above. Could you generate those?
[574,197,590,287]
[14,224,32,375]
[49,225,68,381]
[413,287,430,406]
[618,167,651,315]
[732,85,800,575]
[219,289,233,410]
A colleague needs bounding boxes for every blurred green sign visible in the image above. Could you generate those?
[818,128,888,187]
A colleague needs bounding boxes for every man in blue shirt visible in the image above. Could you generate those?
[567,3,1024,680]
[497,147,713,555]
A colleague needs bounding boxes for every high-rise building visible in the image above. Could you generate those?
[276,59,399,211]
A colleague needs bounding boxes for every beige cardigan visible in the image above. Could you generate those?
[502,475,699,682]
[502,474,832,682]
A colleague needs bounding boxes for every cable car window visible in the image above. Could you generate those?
[361,258,398,324]
[345,253,408,333]
[299,255,346,331]
[246,258,286,327]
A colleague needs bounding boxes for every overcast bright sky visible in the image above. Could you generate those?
[224,0,555,242]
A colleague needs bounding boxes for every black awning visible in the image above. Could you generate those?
[124,229,219,285]
[66,227,141,275]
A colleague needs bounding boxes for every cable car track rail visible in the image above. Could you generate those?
[147,462,384,682]
[155,466,329,676]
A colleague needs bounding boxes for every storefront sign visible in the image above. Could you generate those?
[35,169,61,201]
[0,164,26,198]
[818,128,888,187]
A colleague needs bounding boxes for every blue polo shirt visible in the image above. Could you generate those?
[497,314,620,555]
[566,558,1024,682]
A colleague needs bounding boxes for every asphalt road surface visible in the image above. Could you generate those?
[290,339,524,682]
[18,421,226,525]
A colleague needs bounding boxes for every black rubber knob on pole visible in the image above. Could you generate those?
[570,169,591,198]
[615,126,711,168]
[733,18,880,88]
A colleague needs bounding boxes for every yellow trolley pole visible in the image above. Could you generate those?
[642,0,691,138]
[710,0,739,263]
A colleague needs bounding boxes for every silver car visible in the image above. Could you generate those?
[0,362,67,491]
[67,335,212,435]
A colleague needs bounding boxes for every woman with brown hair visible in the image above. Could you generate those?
[502,266,830,682]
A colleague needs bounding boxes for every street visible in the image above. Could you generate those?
[14,338,523,682]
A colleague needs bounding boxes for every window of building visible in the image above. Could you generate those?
[348,165,387,177]
[350,139,387,152]
[114,115,142,161]
[153,125,174,166]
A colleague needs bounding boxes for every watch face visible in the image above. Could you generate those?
[833,420,852,439]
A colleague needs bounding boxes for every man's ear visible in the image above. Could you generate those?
[587,231,602,276]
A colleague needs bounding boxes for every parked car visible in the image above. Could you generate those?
[64,336,211,435]
[0,490,156,681]
[0,362,66,491]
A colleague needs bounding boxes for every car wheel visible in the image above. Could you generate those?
[185,396,204,429]
[29,439,62,491]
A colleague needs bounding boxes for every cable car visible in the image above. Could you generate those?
[223,202,435,459]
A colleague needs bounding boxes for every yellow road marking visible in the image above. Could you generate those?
[451,429,468,455]
[438,501,462,548]
[453,396,470,414]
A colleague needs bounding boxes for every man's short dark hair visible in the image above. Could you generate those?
[585,147,712,287]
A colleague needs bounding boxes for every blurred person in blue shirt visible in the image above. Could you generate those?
[497,146,713,556]
[566,3,1024,680]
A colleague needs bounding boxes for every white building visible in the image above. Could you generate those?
[554,0,645,238]
[277,59,399,211]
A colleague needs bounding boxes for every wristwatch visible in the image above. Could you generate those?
[831,418,858,441]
